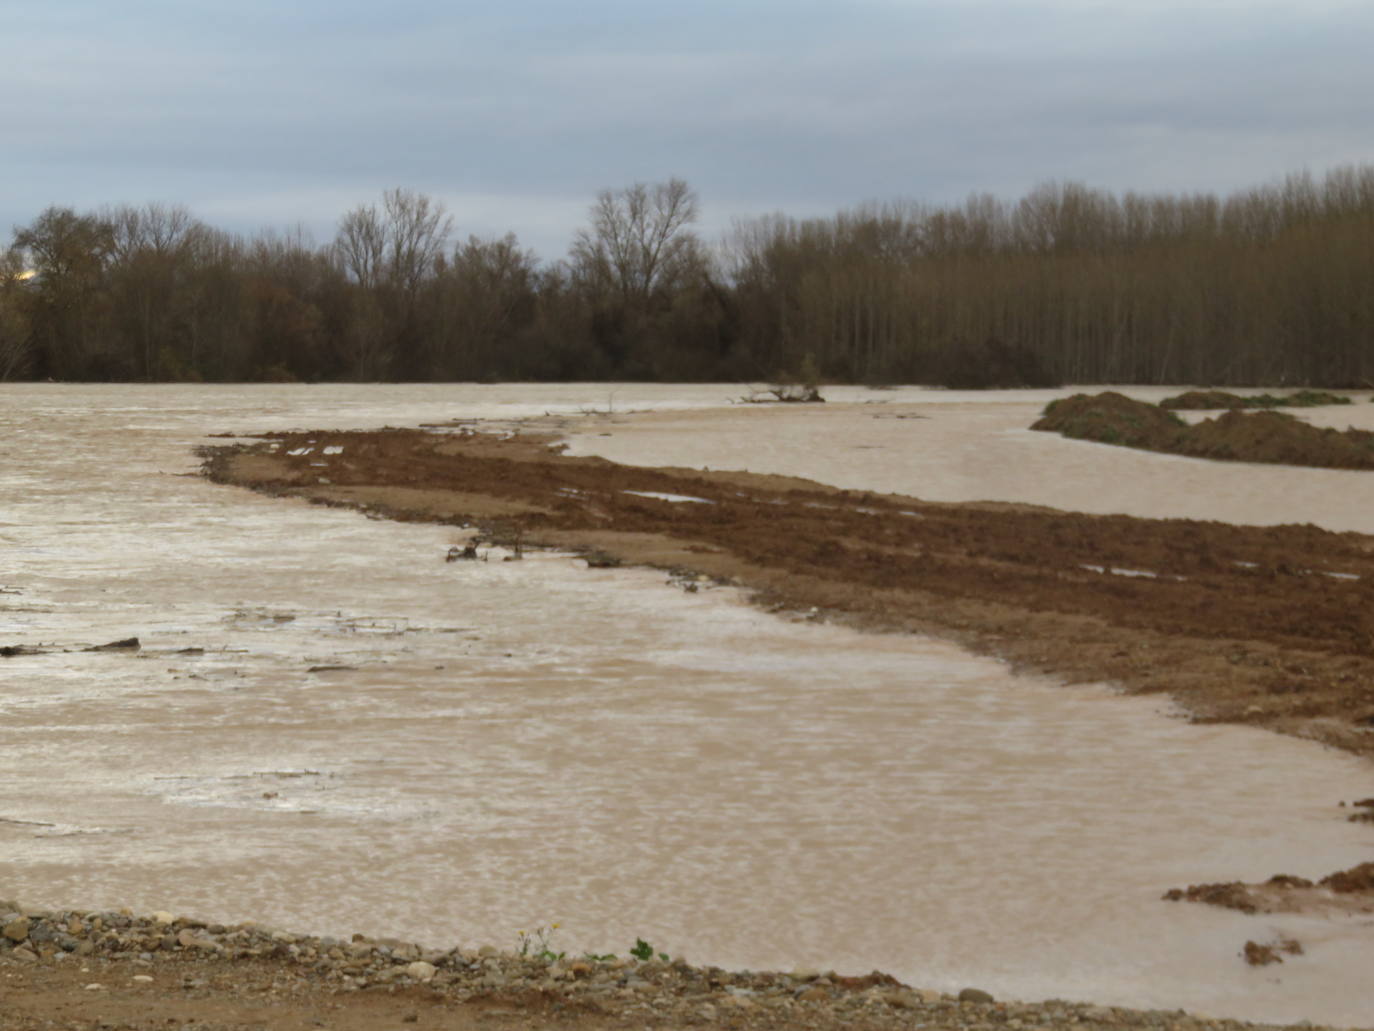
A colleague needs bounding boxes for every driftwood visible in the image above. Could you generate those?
[85,637,141,652]
[736,384,824,404]
[4,636,141,658]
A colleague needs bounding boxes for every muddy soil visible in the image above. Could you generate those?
[201,426,1374,760]
[1160,390,1355,410]
[1034,391,1374,469]
[1163,861,1374,917]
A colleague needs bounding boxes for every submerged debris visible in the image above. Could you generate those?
[84,637,141,652]
[1243,938,1304,966]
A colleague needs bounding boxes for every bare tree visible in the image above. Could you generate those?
[104,204,208,378]
[333,189,452,294]
[108,203,201,262]
[429,233,539,378]
[334,203,387,291]
[381,188,452,296]
[571,178,702,305]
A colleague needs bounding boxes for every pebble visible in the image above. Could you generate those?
[405,960,437,982]
[3,917,30,943]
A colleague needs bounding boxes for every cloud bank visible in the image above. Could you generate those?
[4,0,1372,258]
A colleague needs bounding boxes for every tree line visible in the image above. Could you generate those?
[3,167,1372,387]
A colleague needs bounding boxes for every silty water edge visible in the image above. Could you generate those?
[0,383,1371,1025]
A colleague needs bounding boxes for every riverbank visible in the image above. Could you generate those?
[194,421,1374,978]
[0,905,1360,1031]
[202,424,1374,760]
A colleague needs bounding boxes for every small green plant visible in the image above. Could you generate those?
[583,951,617,962]
[516,923,565,961]
[629,937,669,962]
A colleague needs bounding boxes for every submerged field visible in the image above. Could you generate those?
[206,422,1374,758]
[3,383,1374,1028]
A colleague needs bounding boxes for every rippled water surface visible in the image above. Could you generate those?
[2,384,1372,1025]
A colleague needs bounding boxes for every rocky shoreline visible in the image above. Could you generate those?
[1,903,1362,1031]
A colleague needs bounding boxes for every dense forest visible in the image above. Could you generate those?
[2,166,1372,387]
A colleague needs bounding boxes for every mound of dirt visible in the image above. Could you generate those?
[1160,390,1257,410]
[1033,392,1374,470]
[1321,861,1374,893]
[1160,390,1353,410]
[1030,392,1186,448]
[1182,409,1374,468]
[1164,861,1374,918]
[1243,938,1303,966]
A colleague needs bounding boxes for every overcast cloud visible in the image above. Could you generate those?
[4,0,1372,259]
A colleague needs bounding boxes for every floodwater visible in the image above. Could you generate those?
[1,383,1372,1026]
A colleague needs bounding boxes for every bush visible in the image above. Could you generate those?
[935,337,1059,390]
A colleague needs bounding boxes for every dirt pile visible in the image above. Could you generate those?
[1163,861,1374,917]
[1242,938,1303,967]
[1184,409,1374,468]
[1033,392,1374,469]
[202,427,1374,759]
[1160,390,1354,410]
[1030,392,1186,448]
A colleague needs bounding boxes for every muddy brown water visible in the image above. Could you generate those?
[2,383,1373,1025]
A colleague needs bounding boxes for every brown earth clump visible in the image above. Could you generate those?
[1185,409,1374,468]
[1160,390,1257,411]
[1320,861,1374,893]
[1030,391,1187,448]
[1160,390,1354,410]
[1164,861,1374,917]
[1242,938,1304,966]
[1033,392,1374,469]
[200,426,1374,759]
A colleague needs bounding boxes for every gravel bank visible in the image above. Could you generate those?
[1,904,1364,1031]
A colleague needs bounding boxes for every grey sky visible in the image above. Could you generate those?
[4,0,1372,260]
